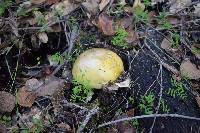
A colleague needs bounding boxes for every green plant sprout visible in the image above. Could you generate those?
[128,97,135,105]
[21,117,44,133]
[171,32,180,48]
[0,115,12,125]
[160,99,170,113]
[70,77,93,103]
[0,0,12,16]
[167,79,187,100]
[157,12,173,30]
[111,28,129,49]
[108,0,125,15]
[138,93,155,115]
[134,7,148,22]
[143,0,151,6]
[129,119,139,129]
[50,52,64,64]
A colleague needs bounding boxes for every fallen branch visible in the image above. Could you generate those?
[92,113,200,132]
[77,106,99,133]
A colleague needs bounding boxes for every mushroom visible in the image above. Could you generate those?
[72,48,124,89]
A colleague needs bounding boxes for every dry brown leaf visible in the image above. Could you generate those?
[125,30,139,44]
[195,97,200,108]
[180,59,200,79]
[118,17,132,29]
[37,79,64,96]
[98,13,115,36]
[37,32,48,43]
[25,78,43,91]
[99,0,110,11]
[45,0,79,20]
[82,0,99,16]
[166,16,180,25]
[46,0,59,5]
[16,87,37,107]
[161,37,172,51]
[0,91,16,113]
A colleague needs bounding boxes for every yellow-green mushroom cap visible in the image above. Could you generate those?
[72,48,124,89]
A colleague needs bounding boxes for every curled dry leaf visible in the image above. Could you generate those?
[16,76,65,107]
[16,87,37,107]
[0,91,16,113]
[99,0,110,11]
[37,32,48,43]
[98,13,115,36]
[180,60,200,80]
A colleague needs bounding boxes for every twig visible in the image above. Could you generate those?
[149,63,164,133]
[92,113,200,131]
[144,38,180,76]
[61,100,89,111]
[77,106,99,133]
[52,25,79,75]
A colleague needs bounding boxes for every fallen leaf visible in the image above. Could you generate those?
[125,30,139,44]
[99,0,110,11]
[25,78,43,91]
[82,0,99,16]
[166,15,180,25]
[161,37,172,51]
[0,91,16,113]
[195,97,200,108]
[36,79,64,96]
[98,13,115,35]
[0,123,7,133]
[16,87,37,107]
[180,59,200,79]
[45,0,79,20]
[46,0,59,5]
[37,32,48,43]
[119,17,132,29]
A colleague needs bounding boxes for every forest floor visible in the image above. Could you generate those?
[0,0,200,132]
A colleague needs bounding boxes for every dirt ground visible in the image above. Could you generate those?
[0,0,200,133]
